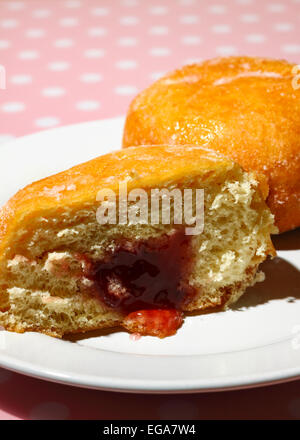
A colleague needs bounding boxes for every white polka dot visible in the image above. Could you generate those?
[185,57,203,64]
[149,47,171,56]
[30,402,70,420]
[115,60,137,69]
[6,1,25,10]
[76,100,101,111]
[118,37,138,46]
[32,9,52,18]
[18,50,39,60]
[0,369,13,383]
[245,34,266,43]
[282,44,300,54]
[42,87,66,97]
[54,39,74,48]
[115,85,138,95]
[80,73,103,83]
[59,17,79,26]
[240,14,260,23]
[182,35,202,45]
[26,29,46,38]
[120,16,139,25]
[64,0,81,7]
[10,74,32,84]
[149,26,169,35]
[48,61,70,71]
[212,24,231,33]
[274,23,293,32]
[267,3,285,13]
[35,117,60,127]
[149,71,165,81]
[0,135,15,145]
[0,73,5,90]
[122,0,138,6]
[84,48,105,58]
[91,7,109,16]
[209,5,227,14]
[288,398,300,418]
[149,6,168,15]
[1,102,25,112]
[0,40,11,49]
[88,27,107,37]
[178,0,196,5]
[216,45,237,56]
[180,15,198,24]
[236,0,252,4]
[158,399,198,419]
[1,19,19,28]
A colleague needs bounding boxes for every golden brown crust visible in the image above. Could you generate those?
[0,143,275,338]
[122,56,300,233]
[0,144,235,263]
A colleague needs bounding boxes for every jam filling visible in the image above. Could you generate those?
[92,230,193,313]
[77,230,195,337]
[123,309,184,338]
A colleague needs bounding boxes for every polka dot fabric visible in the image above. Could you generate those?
[0,0,299,420]
[1,0,300,139]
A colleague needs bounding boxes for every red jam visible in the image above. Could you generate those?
[76,230,195,337]
[92,231,193,312]
[123,309,184,338]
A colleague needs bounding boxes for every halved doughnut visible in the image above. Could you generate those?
[0,145,275,338]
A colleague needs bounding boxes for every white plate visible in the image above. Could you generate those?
[0,117,299,393]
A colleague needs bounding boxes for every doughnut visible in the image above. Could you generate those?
[123,56,300,233]
[0,145,275,338]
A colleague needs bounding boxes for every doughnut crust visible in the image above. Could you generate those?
[123,56,300,233]
[0,145,275,338]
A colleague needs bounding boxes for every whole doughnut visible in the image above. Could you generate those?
[123,56,300,233]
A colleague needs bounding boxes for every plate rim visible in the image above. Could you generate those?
[0,116,125,149]
[1,343,300,393]
[0,117,299,393]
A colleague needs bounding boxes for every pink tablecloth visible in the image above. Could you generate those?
[0,0,299,420]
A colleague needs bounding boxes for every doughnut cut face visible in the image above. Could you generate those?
[91,231,194,312]
[123,56,300,233]
[0,145,275,338]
